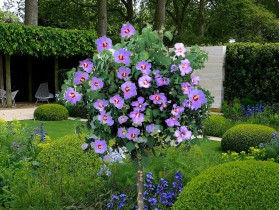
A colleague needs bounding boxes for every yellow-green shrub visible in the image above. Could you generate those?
[172,160,279,210]
[221,124,276,152]
[34,104,68,121]
[203,115,233,137]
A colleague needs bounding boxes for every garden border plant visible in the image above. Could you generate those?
[62,23,212,209]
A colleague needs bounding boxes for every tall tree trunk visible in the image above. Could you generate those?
[24,0,38,25]
[194,0,205,37]
[0,56,4,89]
[136,150,144,210]
[5,55,12,108]
[154,0,167,31]
[97,0,107,37]
[126,0,134,23]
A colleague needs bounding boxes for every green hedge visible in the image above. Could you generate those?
[172,160,279,210]
[0,23,97,57]
[203,115,233,137]
[221,124,276,152]
[34,104,69,121]
[224,43,279,104]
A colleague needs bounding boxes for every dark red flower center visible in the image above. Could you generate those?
[180,132,185,137]
[182,86,188,91]
[114,99,119,104]
[125,86,130,92]
[103,115,108,121]
[80,76,85,82]
[70,92,76,98]
[143,80,148,85]
[178,48,182,53]
[102,41,108,47]
[125,28,130,34]
[97,144,102,149]
[122,72,127,77]
[99,103,104,108]
[119,54,124,60]
[136,113,140,117]
[94,82,99,87]
[140,64,146,70]
[83,63,88,68]
[138,104,142,108]
[193,95,199,102]
[131,133,136,138]
[155,95,160,100]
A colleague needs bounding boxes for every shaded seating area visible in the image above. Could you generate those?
[0,89,6,107]
[35,83,54,104]
[0,89,19,107]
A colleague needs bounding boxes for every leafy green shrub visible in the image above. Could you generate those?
[203,115,233,137]
[221,98,244,120]
[34,104,69,121]
[172,160,279,210]
[10,134,104,209]
[221,124,276,152]
[224,43,279,104]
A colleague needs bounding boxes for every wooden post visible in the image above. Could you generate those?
[0,55,4,89]
[5,55,12,108]
[54,57,59,93]
[28,56,33,101]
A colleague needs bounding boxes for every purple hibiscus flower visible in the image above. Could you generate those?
[131,97,148,112]
[95,36,113,53]
[156,77,170,86]
[170,64,178,73]
[121,81,137,99]
[109,95,124,109]
[118,127,127,138]
[118,115,128,124]
[91,77,104,90]
[188,89,207,110]
[146,124,160,133]
[97,111,114,126]
[138,75,152,88]
[149,92,167,105]
[126,127,140,140]
[136,60,151,75]
[153,70,162,78]
[181,82,193,95]
[165,116,180,127]
[191,76,199,85]
[171,104,185,116]
[114,48,131,65]
[174,126,192,143]
[160,100,171,111]
[174,43,186,57]
[65,88,82,104]
[129,110,145,124]
[74,71,89,85]
[182,99,192,109]
[179,59,192,76]
[93,99,108,111]
[79,59,94,73]
[117,67,131,80]
[120,23,136,38]
[91,140,107,154]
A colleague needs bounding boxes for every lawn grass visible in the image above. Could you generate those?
[19,119,88,140]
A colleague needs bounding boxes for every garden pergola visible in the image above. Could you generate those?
[0,23,97,107]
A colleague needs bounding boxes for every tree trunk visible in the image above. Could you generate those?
[127,0,134,23]
[24,0,38,25]
[5,55,12,108]
[97,0,107,37]
[137,150,144,210]
[154,0,167,31]
[194,0,205,37]
[0,56,4,89]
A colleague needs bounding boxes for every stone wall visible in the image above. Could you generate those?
[190,46,226,111]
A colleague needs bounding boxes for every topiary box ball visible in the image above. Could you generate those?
[221,124,276,152]
[34,104,69,121]
[172,160,279,210]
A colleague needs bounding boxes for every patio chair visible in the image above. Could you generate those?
[35,83,54,104]
[3,90,19,107]
[0,89,6,107]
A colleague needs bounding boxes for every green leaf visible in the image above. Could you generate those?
[126,141,135,153]
[145,108,153,122]
[141,155,150,168]
[138,51,149,61]
[164,31,173,41]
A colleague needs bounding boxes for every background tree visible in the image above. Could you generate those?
[25,0,38,25]
[153,0,167,31]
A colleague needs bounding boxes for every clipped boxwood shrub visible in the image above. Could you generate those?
[10,134,103,209]
[172,160,279,210]
[34,104,69,121]
[203,114,233,137]
[221,124,276,152]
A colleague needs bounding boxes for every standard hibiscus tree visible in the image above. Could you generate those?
[62,23,212,210]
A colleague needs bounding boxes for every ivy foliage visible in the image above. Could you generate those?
[0,22,97,57]
[224,42,279,104]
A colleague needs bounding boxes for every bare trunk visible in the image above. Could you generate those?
[97,0,107,37]
[127,0,134,23]
[24,0,38,25]
[0,56,4,89]
[137,150,144,210]
[5,55,12,108]
[194,0,205,36]
[154,0,167,31]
